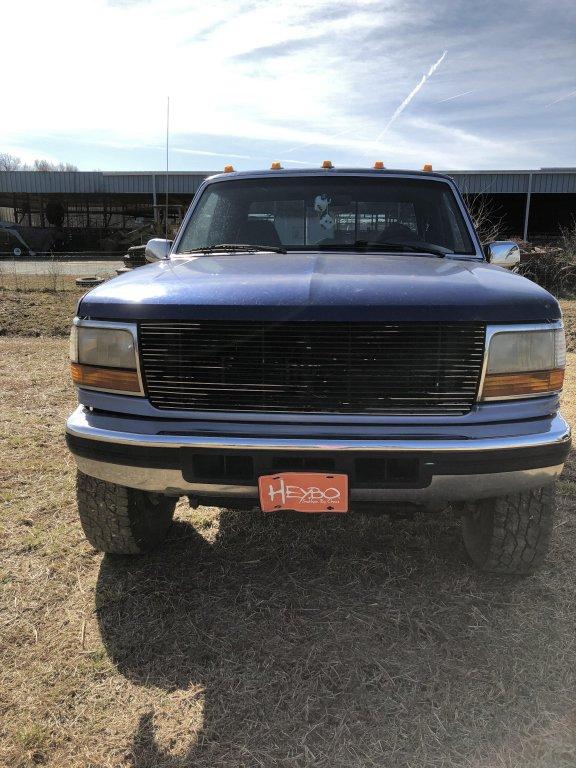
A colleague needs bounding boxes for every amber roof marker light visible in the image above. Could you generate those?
[422,163,433,172]
[270,161,283,170]
[373,161,385,170]
[321,160,334,169]
[223,164,235,173]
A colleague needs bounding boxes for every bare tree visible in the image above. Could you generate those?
[559,217,576,260]
[33,159,78,172]
[0,153,24,171]
[464,194,504,244]
[45,251,63,293]
[0,153,78,172]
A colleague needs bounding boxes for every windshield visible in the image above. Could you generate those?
[176,176,476,255]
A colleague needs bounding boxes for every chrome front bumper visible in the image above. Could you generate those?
[65,406,571,506]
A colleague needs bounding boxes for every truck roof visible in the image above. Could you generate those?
[206,168,455,183]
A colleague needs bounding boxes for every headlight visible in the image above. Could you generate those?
[69,322,143,395]
[481,326,565,400]
[74,326,136,368]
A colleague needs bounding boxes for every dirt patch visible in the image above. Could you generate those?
[1,335,576,767]
[0,289,84,337]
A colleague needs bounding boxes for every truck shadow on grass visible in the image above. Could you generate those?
[96,504,576,768]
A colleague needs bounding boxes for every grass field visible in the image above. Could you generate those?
[2,285,576,767]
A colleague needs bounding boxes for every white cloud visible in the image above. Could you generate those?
[0,0,574,170]
[0,0,358,145]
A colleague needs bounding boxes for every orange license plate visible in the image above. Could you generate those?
[258,472,349,513]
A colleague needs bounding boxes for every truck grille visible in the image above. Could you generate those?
[138,321,485,415]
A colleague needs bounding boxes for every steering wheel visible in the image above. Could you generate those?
[376,223,421,244]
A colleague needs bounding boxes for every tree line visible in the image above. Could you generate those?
[0,152,78,172]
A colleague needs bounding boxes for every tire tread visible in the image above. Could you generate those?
[76,472,175,554]
[462,486,555,574]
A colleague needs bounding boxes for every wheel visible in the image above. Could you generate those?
[461,485,556,574]
[76,471,177,554]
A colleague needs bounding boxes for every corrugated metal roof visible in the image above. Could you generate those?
[0,171,210,195]
[447,172,529,194]
[531,172,576,193]
[1,169,575,195]
[445,169,576,194]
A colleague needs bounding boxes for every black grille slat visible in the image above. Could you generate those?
[139,321,485,415]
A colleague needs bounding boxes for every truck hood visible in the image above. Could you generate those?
[79,252,559,323]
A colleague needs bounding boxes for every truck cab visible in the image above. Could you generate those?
[66,165,570,573]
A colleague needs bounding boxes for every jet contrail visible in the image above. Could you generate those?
[376,50,447,141]
[545,88,576,107]
[436,89,474,104]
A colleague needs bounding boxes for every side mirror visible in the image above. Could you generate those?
[144,238,172,262]
[485,241,520,269]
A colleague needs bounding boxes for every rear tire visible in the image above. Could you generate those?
[76,471,176,554]
[462,485,556,574]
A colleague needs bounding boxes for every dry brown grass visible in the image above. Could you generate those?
[1,320,576,767]
[0,275,85,338]
[0,266,86,293]
[561,301,576,355]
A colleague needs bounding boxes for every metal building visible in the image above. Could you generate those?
[0,171,209,254]
[447,168,576,241]
[1,168,575,255]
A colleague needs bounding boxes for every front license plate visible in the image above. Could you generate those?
[258,472,349,513]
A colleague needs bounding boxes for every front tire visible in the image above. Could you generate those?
[76,472,176,554]
[462,485,556,574]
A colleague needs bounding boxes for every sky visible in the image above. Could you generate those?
[1,0,575,172]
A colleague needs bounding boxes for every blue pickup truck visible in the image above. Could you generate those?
[65,166,570,573]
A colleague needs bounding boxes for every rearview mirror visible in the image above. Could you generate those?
[485,241,520,269]
[145,238,172,262]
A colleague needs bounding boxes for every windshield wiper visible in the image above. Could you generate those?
[180,243,287,255]
[314,240,453,257]
[356,240,452,257]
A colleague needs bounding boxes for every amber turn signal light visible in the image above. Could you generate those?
[481,368,564,400]
[71,363,142,394]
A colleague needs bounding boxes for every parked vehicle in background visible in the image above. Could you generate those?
[115,244,147,274]
[65,164,570,574]
[0,221,36,257]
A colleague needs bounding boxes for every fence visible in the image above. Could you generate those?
[0,252,123,293]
